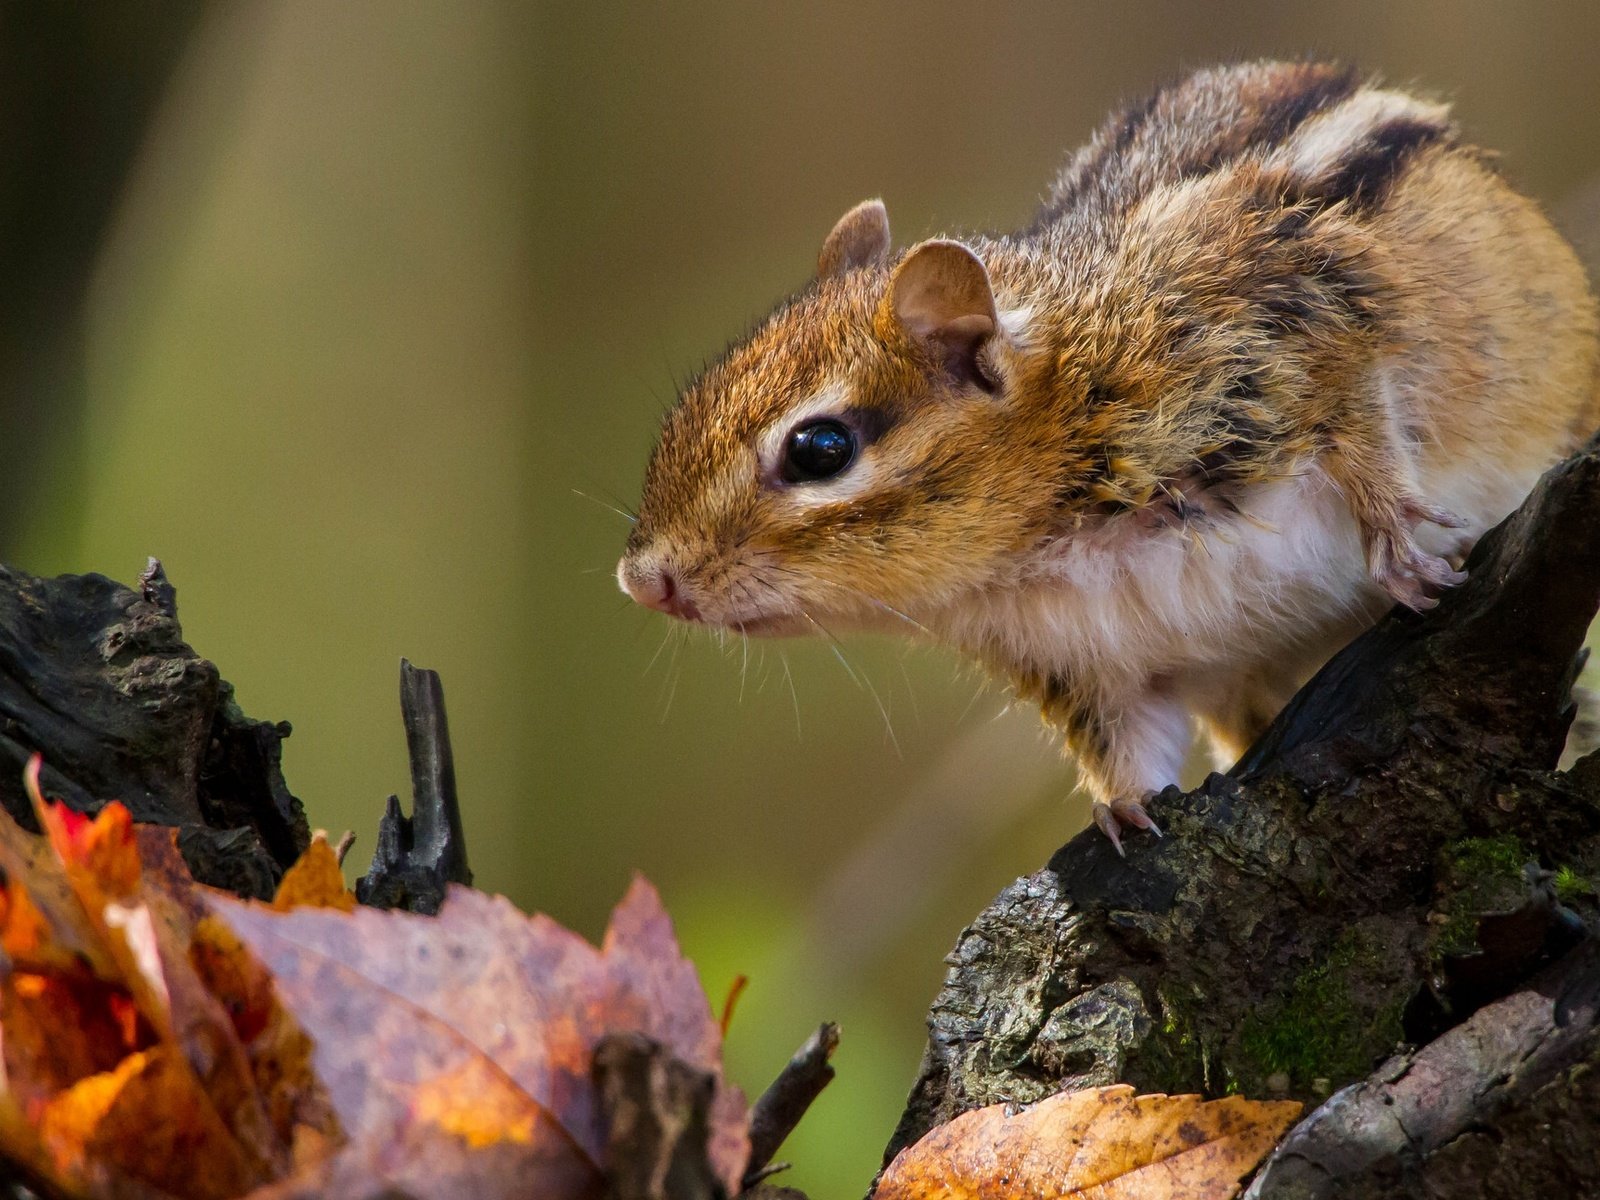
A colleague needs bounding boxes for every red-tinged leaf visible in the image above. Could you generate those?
[0,812,117,979]
[203,895,602,1199]
[0,971,151,1112]
[875,1085,1304,1200]
[0,783,294,1193]
[25,756,138,902]
[209,875,749,1196]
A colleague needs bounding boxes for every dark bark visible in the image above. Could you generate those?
[0,558,308,898]
[594,1033,725,1200]
[354,659,474,914]
[744,1024,840,1187]
[880,435,1600,1196]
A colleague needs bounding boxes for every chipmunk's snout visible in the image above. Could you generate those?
[616,552,702,622]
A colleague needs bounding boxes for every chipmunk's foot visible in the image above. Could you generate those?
[1092,795,1164,858]
[1401,498,1467,530]
[1368,511,1470,612]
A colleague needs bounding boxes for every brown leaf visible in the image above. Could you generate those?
[875,1085,1302,1200]
[210,875,749,1197]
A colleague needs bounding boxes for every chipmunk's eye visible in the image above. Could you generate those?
[781,419,856,483]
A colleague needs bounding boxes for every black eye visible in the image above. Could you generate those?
[781,419,856,483]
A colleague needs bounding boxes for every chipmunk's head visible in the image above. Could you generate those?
[617,199,1050,636]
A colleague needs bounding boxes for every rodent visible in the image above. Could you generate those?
[616,60,1600,852]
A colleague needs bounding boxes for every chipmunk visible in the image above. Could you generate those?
[616,61,1600,852]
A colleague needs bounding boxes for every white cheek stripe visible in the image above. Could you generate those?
[782,454,888,509]
[755,379,850,471]
[753,377,892,510]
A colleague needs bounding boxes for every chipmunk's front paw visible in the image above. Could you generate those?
[1092,795,1164,857]
[1368,522,1469,612]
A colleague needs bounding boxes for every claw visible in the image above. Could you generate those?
[1403,500,1467,530]
[1115,797,1164,838]
[1092,803,1126,857]
[1371,531,1470,612]
[1092,797,1163,855]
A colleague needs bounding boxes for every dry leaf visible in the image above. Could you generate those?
[211,875,750,1198]
[0,761,329,1197]
[875,1085,1302,1200]
[0,760,749,1200]
[270,836,354,913]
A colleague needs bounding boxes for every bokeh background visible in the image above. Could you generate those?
[10,3,1600,1193]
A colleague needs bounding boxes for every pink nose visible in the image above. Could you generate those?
[618,558,701,621]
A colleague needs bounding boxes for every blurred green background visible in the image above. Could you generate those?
[10,3,1600,1193]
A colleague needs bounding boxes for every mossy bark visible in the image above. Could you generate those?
[883,436,1600,1197]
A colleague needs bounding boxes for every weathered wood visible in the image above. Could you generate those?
[1247,939,1600,1197]
[0,558,308,898]
[354,658,473,914]
[744,1023,839,1188]
[883,435,1600,1194]
[594,1032,724,1200]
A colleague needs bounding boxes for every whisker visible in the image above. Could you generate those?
[779,650,803,739]
[572,488,638,525]
[798,607,901,759]
[644,624,677,676]
[659,654,684,723]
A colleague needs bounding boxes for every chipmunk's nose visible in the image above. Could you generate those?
[616,554,702,621]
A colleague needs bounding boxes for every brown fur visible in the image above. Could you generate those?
[620,61,1600,830]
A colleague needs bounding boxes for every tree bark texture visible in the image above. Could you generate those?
[883,435,1600,1197]
[0,559,308,899]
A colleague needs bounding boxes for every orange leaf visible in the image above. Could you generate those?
[0,772,298,1195]
[25,756,139,901]
[875,1085,1303,1200]
[37,1047,258,1200]
[271,835,355,913]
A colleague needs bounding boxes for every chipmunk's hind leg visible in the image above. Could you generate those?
[1192,673,1297,770]
[1040,679,1189,856]
[1321,390,1468,611]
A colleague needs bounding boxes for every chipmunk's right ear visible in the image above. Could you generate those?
[880,239,998,389]
[818,199,891,278]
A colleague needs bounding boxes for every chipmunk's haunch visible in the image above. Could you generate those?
[617,61,1600,851]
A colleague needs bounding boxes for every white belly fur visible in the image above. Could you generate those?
[944,448,1547,719]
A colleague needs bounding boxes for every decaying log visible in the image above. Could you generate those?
[1246,939,1600,1197]
[881,435,1600,1196]
[0,558,308,897]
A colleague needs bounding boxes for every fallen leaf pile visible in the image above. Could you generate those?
[876,1085,1302,1200]
[0,752,1309,1200]
[0,756,747,1199]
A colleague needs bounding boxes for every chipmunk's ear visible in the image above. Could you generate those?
[818,199,891,278]
[881,239,998,388]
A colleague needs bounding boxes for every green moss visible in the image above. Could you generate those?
[1435,835,1533,955]
[1145,984,1214,1095]
[1232,928,1404,1093]
[1554,864,1595,904]
[1447,835,1528,882]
